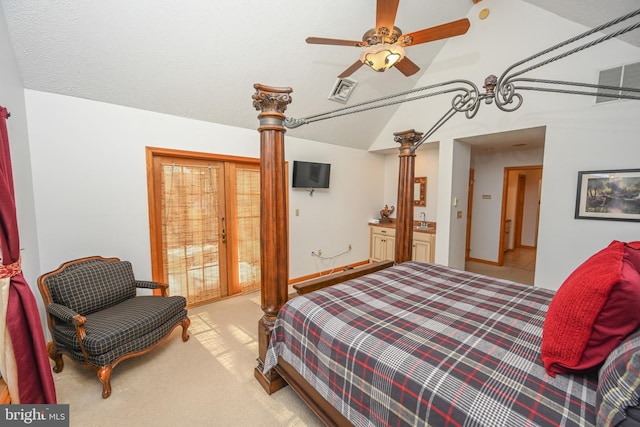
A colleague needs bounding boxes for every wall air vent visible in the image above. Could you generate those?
[595,61,640,104]
[328,77,358,103]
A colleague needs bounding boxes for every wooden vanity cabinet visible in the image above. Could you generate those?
[369,225,435,263]
[369,226,396,262]
[412,232,435,263]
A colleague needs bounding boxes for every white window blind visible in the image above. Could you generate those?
[596,62,640,103]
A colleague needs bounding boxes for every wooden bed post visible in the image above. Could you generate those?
[252,84,292,394]
[394,129,423,263]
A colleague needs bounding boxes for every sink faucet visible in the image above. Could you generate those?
[420,212,427,227]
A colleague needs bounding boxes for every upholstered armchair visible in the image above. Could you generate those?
[37,256,190,398]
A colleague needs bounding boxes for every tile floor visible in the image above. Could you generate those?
[465,247,536,285]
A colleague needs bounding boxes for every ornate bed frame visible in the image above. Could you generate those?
[251,84,418,424]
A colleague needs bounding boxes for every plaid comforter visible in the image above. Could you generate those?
[265,261,597,427]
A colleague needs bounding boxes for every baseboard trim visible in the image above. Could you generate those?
[466,257,500,266]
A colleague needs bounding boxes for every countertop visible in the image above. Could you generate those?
[369,221,436,234]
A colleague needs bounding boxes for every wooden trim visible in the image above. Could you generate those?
[498,168,509,265]
[466,256,500,266]
[293,260,394,296]
[465,168,474,260]
[288,260,370,285]
[145,146,261,164]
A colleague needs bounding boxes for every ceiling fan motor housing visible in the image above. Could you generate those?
[362,26,403,46]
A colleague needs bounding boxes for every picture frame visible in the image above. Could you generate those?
[414,177,426,207]
[574,168,640,221]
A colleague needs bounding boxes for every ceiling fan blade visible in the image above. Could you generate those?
[395,56,420,77]
[376,0,400,32]
[306,37,363,47]
[338,61,364,78]
[399,18,470,46]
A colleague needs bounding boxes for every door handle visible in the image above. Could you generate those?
[221,217,226,244]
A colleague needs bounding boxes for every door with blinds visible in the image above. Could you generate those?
[146,147,261,307]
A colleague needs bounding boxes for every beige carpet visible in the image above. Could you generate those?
[51,292,323,427]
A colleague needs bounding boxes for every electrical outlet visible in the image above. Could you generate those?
[348,243,352,250]
[318,249,322,257]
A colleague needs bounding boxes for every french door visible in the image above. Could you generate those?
[146,147,260,307]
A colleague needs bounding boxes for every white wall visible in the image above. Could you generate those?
[382,143,440,223]
[24,91,386,283]
[0,8,41,301]
[371,0,640,289]
[447,140,471,269]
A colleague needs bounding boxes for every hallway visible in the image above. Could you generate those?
[465,247,536,285]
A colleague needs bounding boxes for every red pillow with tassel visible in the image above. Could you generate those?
[541,241,640,376]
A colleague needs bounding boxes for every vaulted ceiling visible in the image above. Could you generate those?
[2,0,639,150]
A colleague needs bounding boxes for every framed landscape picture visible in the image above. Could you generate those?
[575,168,640,221]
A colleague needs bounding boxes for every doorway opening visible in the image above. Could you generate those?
[465,165,542,285]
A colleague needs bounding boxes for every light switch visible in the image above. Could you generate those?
[295,209,299,216]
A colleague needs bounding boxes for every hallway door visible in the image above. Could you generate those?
[514,174,526,248]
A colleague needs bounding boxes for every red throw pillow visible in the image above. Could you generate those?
[625,241,640,268]
[541,241,640,376]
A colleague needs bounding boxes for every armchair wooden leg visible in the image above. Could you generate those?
[98,366,113,399]
[181,317,191,342]
[47,342,64,373]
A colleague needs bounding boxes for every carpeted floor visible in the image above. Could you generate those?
[51,292,323,427]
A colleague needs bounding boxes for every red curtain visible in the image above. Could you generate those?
[0,106,56,403]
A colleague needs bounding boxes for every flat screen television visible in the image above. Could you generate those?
[292,161,331,189]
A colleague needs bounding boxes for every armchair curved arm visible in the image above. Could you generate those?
[47,303,89,362]
[135,280,169,297]
[47,302,83,324]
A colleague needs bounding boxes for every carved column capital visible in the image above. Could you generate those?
[253,84,293,131]
[393,129,423,156]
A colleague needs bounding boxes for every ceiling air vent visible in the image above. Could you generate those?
[328,77,358,103]
[596,61,640,104]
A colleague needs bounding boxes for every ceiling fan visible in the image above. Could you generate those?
[306,0,470,78]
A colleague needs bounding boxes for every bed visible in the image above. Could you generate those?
[251,84,640,426]
[267,256,640,427]
[268,261,592,426]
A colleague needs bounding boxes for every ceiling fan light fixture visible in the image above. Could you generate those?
[360,43,405,72]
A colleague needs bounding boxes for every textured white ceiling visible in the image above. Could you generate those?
[1,0,639,150]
